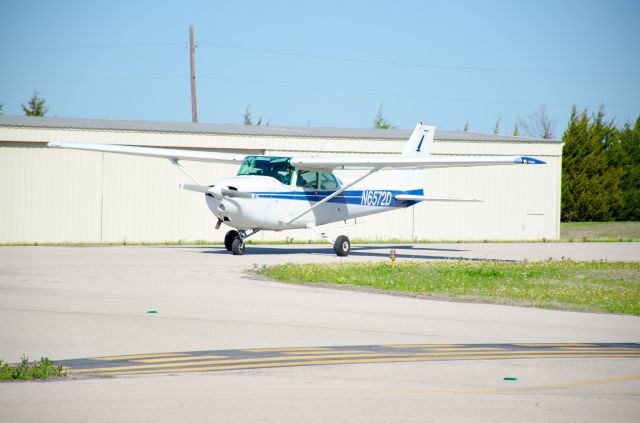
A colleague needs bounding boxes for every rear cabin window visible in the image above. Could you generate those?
[296,170,338,190]
[296,170,318,189]
[237,156,293,185]
[319,172,338,190]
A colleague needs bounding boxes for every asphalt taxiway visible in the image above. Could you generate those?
[1,243,639,422]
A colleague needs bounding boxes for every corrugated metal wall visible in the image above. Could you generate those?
[0,126,562,243]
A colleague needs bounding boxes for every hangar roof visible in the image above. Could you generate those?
[0,115,560,143]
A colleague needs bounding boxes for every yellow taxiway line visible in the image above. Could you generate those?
[77,353,640,377]
[92,353,189,361]
[66,349,640,375]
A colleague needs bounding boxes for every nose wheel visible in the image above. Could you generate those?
[231,237,245,255]
[223,229,260,255]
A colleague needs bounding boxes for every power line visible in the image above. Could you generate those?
[0,41,185,53]
[1,73,637,110]
[201,41,640,77]
[0,75,185,83]
[2,39,637,76]
[198,75,639,110]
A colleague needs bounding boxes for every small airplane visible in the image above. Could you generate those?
[48,122,544,256]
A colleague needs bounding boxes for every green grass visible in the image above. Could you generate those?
[561,221,640,241]
[258,260,640,315]
[0,240,221,247]
[0,356,65,381]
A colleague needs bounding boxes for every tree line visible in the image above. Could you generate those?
[562,107,639,222]
[373,103,638,222]
[0,90,49,117]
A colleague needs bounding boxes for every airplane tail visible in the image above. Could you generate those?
[402,123,435,158]
[359,122,434,192]
[396,122,435,191]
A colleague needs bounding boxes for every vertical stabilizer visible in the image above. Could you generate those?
[402,123,435,158]
[364,122,435,191]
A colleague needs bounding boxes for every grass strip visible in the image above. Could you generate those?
[258,260,640,315]
[560,221,640,242]
[0,356,65,381]
[3,222,640,246]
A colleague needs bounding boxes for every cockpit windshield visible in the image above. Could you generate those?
[237,156,294,185]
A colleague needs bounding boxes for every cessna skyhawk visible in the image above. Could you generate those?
[48,122,544,256]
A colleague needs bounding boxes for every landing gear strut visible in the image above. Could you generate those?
[306,225,351,257]
[224,229,260,255]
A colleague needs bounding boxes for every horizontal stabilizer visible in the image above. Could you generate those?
[395,194,481,202]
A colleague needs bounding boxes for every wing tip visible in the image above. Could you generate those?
[516,156,546,165]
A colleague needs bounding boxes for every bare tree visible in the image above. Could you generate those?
[517,105,555,139]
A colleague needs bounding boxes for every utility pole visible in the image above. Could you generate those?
[189,25,198,123]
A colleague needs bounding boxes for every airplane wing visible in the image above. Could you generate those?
[47,141,246,164]
[290,155,545,171]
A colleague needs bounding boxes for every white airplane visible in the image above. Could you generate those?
[48,123,544,256]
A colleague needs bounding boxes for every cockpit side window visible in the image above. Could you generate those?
[237,156,293,185]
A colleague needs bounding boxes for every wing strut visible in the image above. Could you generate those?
[285,167,379,225]
[169,159,202,186]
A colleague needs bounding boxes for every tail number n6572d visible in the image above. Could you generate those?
[361,190,392,206]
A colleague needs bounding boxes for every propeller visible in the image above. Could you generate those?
[179,184,254,199]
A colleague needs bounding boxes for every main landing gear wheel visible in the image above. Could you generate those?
[334,235,350,257]
[231,237,245,255]
[224,230,239,251]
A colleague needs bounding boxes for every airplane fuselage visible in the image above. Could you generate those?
[205,175,422,231]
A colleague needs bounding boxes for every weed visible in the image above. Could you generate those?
[0,355,65,381]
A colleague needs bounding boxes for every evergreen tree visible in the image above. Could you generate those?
[22,90,48,117]
[242,105,253,125]
[0,103,3,115]
[463,120,469,132]
[373,104,397,129]
[242,105,269,126]
[610,117,640,220]
[493,117,501,134]
[561,107,623,221]
[513,121,519,136]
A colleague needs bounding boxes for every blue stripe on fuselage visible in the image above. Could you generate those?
[249,189,424,207]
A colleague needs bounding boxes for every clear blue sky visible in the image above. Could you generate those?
[1,0,638,135]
